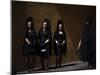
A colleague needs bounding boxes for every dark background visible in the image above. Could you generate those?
[12,1,96,73]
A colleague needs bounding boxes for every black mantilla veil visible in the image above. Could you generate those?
[25,16,35,32]
[40,18,51,32]
[25,16,36,38]
[55,20,65,33]
[55,20,66,40]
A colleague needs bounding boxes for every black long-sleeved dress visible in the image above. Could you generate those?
[23,31,37,55]
[38,30,52,56]
[53,30,66,56]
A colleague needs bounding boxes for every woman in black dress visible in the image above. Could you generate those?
[77,16,96,68]
[53,20,67,67]
[38,19,52,70]
[23,17,37,71]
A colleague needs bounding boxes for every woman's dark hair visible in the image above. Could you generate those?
[56,20,65,32]
[26,16,34,31]
[41,18,51,31]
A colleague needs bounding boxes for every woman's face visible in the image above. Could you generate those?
[43,22,47,29]
[58,24,62,30]
[27,21,32,28]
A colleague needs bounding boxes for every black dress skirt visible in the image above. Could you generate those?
[38,30,52,56]
[23,31,36,55]
[53,31,66,56]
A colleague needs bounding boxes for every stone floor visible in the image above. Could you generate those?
[16,61,90,74]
